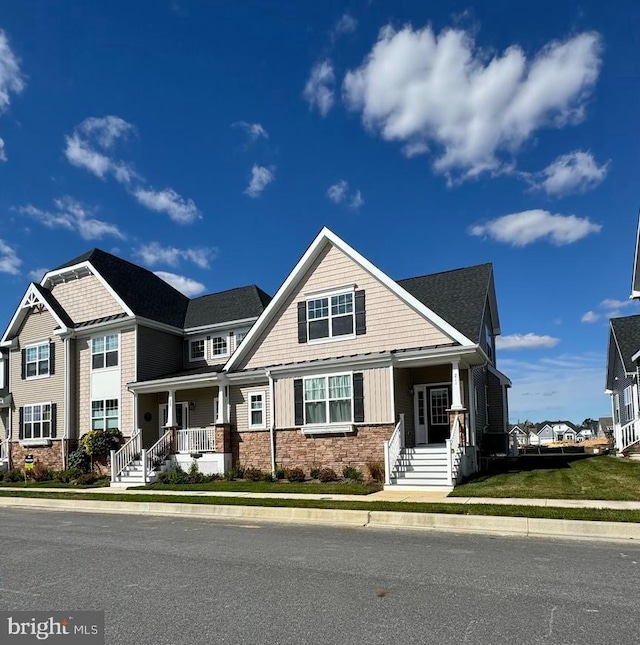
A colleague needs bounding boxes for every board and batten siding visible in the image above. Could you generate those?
[230,383,271,431]
[137,326,183,382]
[273,367,391,429]
[239,244,453,370]
[51,273,124,324]
[9,308,65,441]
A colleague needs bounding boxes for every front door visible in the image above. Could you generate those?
[414,385,451,445]
[159,402,189,435]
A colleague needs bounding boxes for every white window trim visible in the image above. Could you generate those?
[91,397,120,432]
[25,341,50,380]
[189,338,206,362]
[306,288,356,344]
[248,391,267,429]
[302,371,354,428]
[210,334,230,359]
[91,333,120,372]
[23,401,53,440]
[623,385,634,420]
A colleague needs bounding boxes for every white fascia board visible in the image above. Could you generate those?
[1,283,69,343]
[73,316,136,337]
[128,372,224,393]
[487,363,512,387]
[226,227,473,372]
[135,316,185,336]
[631,348,640,363]
[392,344,480,368]
[184,316,259,334]
[265,354,393,377]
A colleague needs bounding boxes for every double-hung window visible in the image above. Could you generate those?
[91,399,119,431]
[249,393,265,428]
[190,339,205,361]
[307,292,354,341]
[211,336,228,357]
[304,374,353,424]
[25,342,49,378]
[623,386,634,421]
[23,403,52,439]
[92,334,118,369]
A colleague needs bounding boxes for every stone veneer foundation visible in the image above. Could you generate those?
[10,441,66,472]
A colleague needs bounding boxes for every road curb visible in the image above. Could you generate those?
[1,497,639,542]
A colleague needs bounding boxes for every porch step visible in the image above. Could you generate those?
[388,445,456,489]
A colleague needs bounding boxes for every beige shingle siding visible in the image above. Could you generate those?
[51,274,125,323]
[230,384,270,431]
[119,328,135,436]
[137,326,183,382]
[10,309,65,441]
[273,367,390,430]
[240,244,453,370]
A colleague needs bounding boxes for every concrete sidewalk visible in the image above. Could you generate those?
[1,485,639,510]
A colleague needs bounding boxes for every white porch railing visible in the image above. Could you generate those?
[445,412,466,486]
[142,430,173,483]
[110,429,141,482]
[176,427,216,454]
[384,414,405,485]
[620,419,640,453]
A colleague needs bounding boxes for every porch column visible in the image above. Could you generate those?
[216,383,228,424]
[450,360,464,411]
[165,389,177,428]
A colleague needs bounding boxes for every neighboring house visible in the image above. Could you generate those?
[1,228,511,490]
[598,416,613,439]
[605,315,640,452]
[509,423,533,447]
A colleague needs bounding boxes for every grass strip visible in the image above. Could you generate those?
[1,489,639,523]
[0,481,109,489]
[134,481,379,495]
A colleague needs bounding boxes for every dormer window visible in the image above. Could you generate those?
[298,289,366,343]
[189,339,205,361]
[211,335,228,357]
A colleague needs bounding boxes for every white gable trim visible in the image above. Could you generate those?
[42,260,133,318]
[1,283,70,343]
[225,227,474,372]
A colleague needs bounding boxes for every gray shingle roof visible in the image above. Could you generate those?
[54,248,189,328]
[397,264,494,344]
[184,286,272,328]
[610,314,640,372]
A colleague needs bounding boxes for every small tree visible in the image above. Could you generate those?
[80,428,123,472]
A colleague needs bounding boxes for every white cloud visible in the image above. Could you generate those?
[232,121,268,142]
[581,310,599,323]
[28,267,48,281]
[64,115,136,183]
[0,30,25,114]
[402,141,429,158]
[154,271,206,297]
[244,164,275,198]
[303,60,335,117]
[502,352,607,421]
[469,209,601,246]
[135,242,217,269]
[326,179,364,210]
[332,14,358,39]
[600,298,636,311]
[0,239,21,274]
[343,25,602,182]
[0,137,5,162]
[133,187,200,224]
[531,151,609,196]
[496,333,560,350]
[20,197,125,240]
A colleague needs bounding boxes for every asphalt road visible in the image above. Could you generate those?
[0,509,638,645]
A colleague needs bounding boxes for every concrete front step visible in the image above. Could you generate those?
[391,478,452,488]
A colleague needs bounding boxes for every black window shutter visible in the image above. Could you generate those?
[355,290,366,335]
[50,403,57,438]
[19,407,24,440]
[353,372,364,423]
[294,378,304,426]
[297,302,307,344]
[21,349,26,380]
[49,342,55,375]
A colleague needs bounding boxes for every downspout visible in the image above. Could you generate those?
[62,336,70,470]
[267,370,276,475]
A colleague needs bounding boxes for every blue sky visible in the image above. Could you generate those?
[0,0,638,424]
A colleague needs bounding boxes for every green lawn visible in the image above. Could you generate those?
[451,456,640,500]
[1,488,640,523]
[0,480,110,489]
[135,480,380,495]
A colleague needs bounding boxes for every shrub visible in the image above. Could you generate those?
[318,467,337,483]
[67,448,91,473]
[55,468,83,483]
[286,467,305,482]
[76,472,101,486]
[274,467,286,480]
[157,465,189,485]
[366,459,385,483]
[30,462,54,482]
[2,468,23,483]
[81,428,123,458]
[187,462,204,484]
[342,465,363,482]
[244,466,263,482]
[310,467,320,480]
[261,471,275,482]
